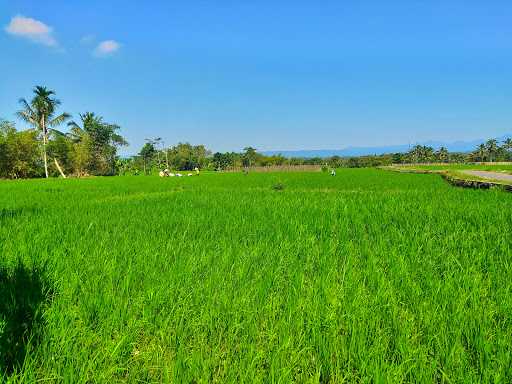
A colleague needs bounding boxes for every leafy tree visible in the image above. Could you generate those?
[68,112,127,175]
[0,119,14,176]
[139,142,156,175]
[16,86,70,178]
[46,132,73,176]
[0,119,41,178]
[167,143,211,170]
[346,157,361,168]
[242,147,258,167]
[392,152,404,164]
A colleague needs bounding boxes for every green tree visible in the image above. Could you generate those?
[485,139,498,162]
[502,138,512,160]
[242,147,258,167]
[436,147,449,163]
[68,112,127,175]
[167,143,211,170]
[408,145,434,163]
[139,142,156,175]
[16,86,70,178]
[47,131,74,176]
[474,144,486,162]
[0,119,40,178]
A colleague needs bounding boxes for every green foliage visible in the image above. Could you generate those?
[0,120,41,179]
[167,143,210,171]
[68,112,128,176]
[16,86,71,178]
[242,146,258,167]
[138,142,157,175]
[1,170,511,381]
[271,181,285,191]
[0,87,128,179]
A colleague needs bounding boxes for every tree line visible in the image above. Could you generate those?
[123,138,512,175]
[395,139,512,164]
[2,87,511,178]
[0,86,127,179]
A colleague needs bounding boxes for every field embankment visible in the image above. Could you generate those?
[384,163,512,191]
[224,164,322,172]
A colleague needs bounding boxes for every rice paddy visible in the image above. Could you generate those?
[1,169,511,382]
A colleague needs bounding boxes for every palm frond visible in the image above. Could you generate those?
[67,121,81,129]
[18,98,35,114]
[16,110,37,126]
[49,128,66,137]
[112,133,128,147]
[49,112,71,127]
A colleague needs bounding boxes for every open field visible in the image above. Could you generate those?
[1,169,511,382]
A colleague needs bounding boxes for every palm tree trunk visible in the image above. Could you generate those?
[42,116,49,178]
[54,158,66,178]
[43,140,49,178]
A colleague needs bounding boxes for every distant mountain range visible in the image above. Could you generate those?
[262,134,512,158]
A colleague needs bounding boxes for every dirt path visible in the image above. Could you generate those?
[462,170,512,182]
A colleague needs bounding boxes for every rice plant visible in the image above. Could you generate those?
[0,169,510,382]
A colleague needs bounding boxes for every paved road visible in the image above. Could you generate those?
[462,170,512,182]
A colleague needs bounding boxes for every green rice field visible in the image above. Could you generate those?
[1,169,511,382]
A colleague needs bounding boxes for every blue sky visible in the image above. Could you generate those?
[1,1,511,154]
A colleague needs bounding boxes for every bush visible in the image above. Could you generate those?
[272,182,285,191]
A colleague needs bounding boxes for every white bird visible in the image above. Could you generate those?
[176,173,183,177]
[187,173,193,176]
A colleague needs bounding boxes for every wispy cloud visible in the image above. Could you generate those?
[5,15,58,47]
[80,34,95,45]
[94,40,121,57]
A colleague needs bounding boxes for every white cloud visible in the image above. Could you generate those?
[94,40,121,56]
[5,15,58,47]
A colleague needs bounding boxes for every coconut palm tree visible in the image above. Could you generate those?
[503,138,512,152]
[436,147,449,163]
[476,143,487,162]
[17,86,70,178]
[485,139,498,162]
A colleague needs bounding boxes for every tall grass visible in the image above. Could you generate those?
[0,169,510,382]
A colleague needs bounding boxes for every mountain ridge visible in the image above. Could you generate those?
[262,134,512,158]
